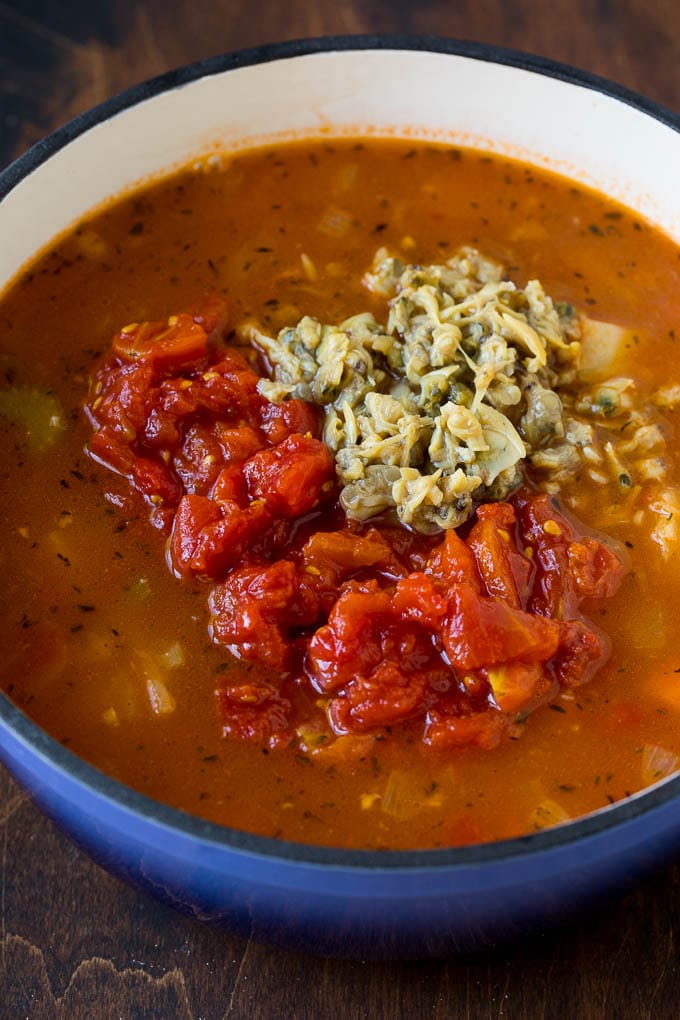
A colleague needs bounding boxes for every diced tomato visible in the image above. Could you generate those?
[467,502,531,609]
[329,661,428,732]
[444,583,560,671]
[482,661,547,713]
[169,494,222,575]
[302,527,404,580]
[515,489,626,619]
[214,423,264,464]
[169,494,272,579]
[142,405,182,448]
[554,618,609,688]
[130,454,181,504]
[88,426,134,475]
[173,424,225,495]
[86,360,155,438]
[254,396,321,443]
[307,584,391,692]
[426,528,482,592]
[210,560,322,670]
[392,573,447,630]
[423,707,508,750]
[112,313,208,369]
[514,490,575,618]
[89,427,180,504]
[567,538,626,600]
[243,434,335,517]
[216,682,292,750]
[211,465,247,505]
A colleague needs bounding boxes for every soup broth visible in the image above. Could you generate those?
[2,138,680,849]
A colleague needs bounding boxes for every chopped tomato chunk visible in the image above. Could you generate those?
[444,583,560,671]
[243,434,335,517]
[170,495,272,579]
[426,528,481,592]
[211,465,247,505]
[330,661,429,732]
[467,502,530,608]
[112,313,208,369]
[554,619,610,688]
[392,573,447,629]
[567,538,627,600]
[216,682,292,750]
[424,708,508,750]
[302,527,403,580]
[254,396,321,443]
[210,561,322,670]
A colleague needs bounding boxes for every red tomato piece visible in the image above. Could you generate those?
[169,494,222,575]
[210,560,322,670]
[216,682,292,750]
[426,528,482,592]
[89,427,180,504]
[214,424,264,464]
[302,527,404,580]
[169,494,272,579]
[243,434,335,517]
[467,502,531,609]
[423,707,508,750]
[307,584,392,692]
[329,661,428,732]
[142,404,182,448]
[130,455,181,505]
[211,465,247,505]
[86,360,155,439]
[392,573,447,630]
[567,538,626,600]
[88,426,134,475]
[514,490,576,618]
[254,396,321,443]
[444,583,561,671]
[173,424,225,495]
[112,313,208,370]
[554,618,610,688]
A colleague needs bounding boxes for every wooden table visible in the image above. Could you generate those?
[2,2,680,1016]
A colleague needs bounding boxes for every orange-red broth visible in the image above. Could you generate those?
[1,138,680,849]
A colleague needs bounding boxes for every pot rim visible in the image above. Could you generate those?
[2,33,679,872]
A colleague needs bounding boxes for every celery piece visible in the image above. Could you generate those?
[0,385,65,451]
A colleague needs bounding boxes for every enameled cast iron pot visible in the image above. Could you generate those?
[1,37,680,960]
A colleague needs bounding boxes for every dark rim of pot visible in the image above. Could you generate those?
[1,35,679,872]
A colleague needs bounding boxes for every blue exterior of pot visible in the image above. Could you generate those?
[2,690,680,959]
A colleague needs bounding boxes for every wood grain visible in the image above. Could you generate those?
[2,1,680,1016]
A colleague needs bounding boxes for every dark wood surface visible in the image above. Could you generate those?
[2,2,680,1016]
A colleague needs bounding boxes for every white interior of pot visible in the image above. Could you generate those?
[1,48,679,293]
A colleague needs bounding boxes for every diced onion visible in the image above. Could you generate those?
[530,798,571,831]
[360,793,381,810]
[381,769,426,821]
[146,676,176,715]
[317,207,353,238]
[642,744,679,786]
[162,642,185,669]
[102,707,120,727]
